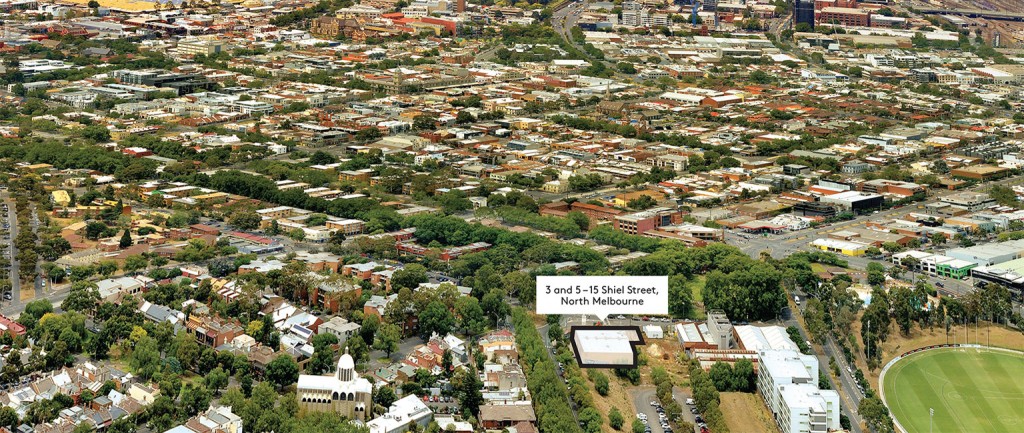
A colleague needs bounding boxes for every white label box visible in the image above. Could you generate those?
[536,275,669,320]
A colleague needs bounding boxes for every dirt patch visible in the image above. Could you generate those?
[591,369,638,433]
[19,287,33,302]
[640,337,690,386]
[720,392,775,433]
[646,343,663,359]
[527,311,548,329]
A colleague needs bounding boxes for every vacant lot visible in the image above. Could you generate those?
[720,392,776,433]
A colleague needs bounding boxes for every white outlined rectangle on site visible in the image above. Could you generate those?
[536,275,668,319]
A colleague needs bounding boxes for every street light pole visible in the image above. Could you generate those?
[930,407,934,433]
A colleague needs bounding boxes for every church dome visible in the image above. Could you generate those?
[337,347,355,382]
[338,351,355,371]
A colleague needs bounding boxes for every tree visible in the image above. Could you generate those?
[867,262,887,287]
[309,151,337,165]
[591,370,609,396]
[0,407,17,430]
[87,0,100,8]
[118,229,133,248]
[175,332,201,371]
[701,262,785,322]
[418,300,455,340]
[359,314,379,346]
[455,111,476,124]
[931,233,947,245]
[130,335,161,380]
[205,367,229,394]
[373,386,397,409]
[62,281,100,313]
[228,209,261,230]
[180,384,211,416]
[990,184,1019,207]
[859,396,894,432]
[374,323,401,357]
[96,260,117,278]
[708,362,734,391]
[609,407,624,430]
[308,333,339,375]
[123,254,149,273]
[732,358,755,392]
[627,195,657,210]
[455,296,486,335]
[391,264,428,290]
[266,355,299,390]
[566,211,590,232]
[481,289,510,326]
[452,367,484,417]
[632,418,646,433]
[890,286,916,336]
[85,221,107,240]
[438,190,473,215]
[668,275,694,318]
[413,114,438,130]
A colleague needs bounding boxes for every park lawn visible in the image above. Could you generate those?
[883,348,1024,433]
[850,318,1024,395]
[719,392,776,433]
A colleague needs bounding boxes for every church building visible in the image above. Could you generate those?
[296,348,373,420]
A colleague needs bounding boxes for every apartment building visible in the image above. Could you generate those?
[757,350,840,433]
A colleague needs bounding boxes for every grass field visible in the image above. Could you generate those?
[883,348,1024,433]
[720,392,776,433]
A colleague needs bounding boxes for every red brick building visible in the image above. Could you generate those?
[613,208,684,236]
[817,7,870,27]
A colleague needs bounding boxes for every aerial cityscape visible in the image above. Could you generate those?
[0,0,1019,432]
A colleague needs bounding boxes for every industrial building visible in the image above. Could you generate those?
[819,191,883,213]
[939,192,996,212]
[971,257,1024,297]
[570,327,644,368]
[945,239,1024,266]
[892,251,977,279]
[810,238,869,256]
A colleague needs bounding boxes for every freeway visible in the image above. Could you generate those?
[551,0,624,76]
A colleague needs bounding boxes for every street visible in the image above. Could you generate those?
[4,194,20,314]
[537,323,581,425]
[728,174,1024,299]
[779,307,865,433]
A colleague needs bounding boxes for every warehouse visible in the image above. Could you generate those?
[972,258,1024,296]
[819,191,883,214]
[810,238,869,256]
[734,325,799,352]
[570,327,644,368]
[946,239,1024,266]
